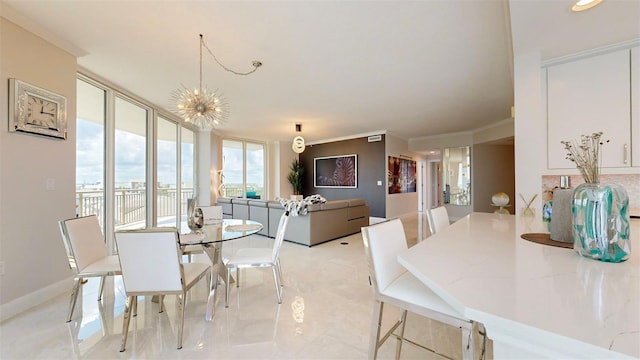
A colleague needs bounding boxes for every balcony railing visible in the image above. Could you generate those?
[221,184,264,199]
[77,185,265,229]
[76,188,194,228]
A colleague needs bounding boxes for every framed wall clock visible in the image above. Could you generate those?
[8,78,67,140]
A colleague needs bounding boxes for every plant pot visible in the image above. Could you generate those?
[290,195,303,201]
[572,182,630,262]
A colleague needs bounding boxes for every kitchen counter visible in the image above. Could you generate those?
[398,212,639,359]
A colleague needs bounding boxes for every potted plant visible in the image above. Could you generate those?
[287,159,304,200]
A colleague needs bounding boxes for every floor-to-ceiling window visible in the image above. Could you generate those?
[75,78,106,224]
[76,74,198,250]
[156,116,177,227]
[181,128,196,228]
[114,96,148,229]
[222,139,265,199]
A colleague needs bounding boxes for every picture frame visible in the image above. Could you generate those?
[388,156,417,194]
[8,78,67,140]
[314,154,357,188]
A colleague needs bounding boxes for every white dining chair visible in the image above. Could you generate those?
[114,228,211,351]
[361,218,478,360]
[427,206,450,235]
[225,211,290,308]
[58,215,121,323]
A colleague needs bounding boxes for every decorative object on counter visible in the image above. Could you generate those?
[491,192,510,214]
[519,193,537,217]
[561,132,630,262]
[542,200,553,230]
[550,187,573,243]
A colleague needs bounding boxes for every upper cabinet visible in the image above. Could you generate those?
[547,48,633,169]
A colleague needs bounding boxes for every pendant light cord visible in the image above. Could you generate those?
[199,34,204,91]
[201,34,262,76]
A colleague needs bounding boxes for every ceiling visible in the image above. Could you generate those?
[2,0,639,145]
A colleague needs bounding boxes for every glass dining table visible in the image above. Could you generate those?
[179,218,263,321]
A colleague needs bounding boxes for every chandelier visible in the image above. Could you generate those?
[292,123,305,153]
[171,34,262,129]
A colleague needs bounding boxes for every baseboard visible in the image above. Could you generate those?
[0,276,71,323]
[369,216,386,224]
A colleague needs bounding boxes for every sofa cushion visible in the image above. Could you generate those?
[346,198,366,207]
[248,200,268,207]
[267,201,284,209]
[232,199,249,220]
[320,200,349,210]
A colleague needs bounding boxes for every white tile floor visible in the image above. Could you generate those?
[0,213,489,359]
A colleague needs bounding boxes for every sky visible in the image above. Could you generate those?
[222,145,264,185]
[76,119,194,187]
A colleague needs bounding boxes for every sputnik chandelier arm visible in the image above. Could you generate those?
[170,34,262,129]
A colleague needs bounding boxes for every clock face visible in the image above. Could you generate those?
[26,94,58,129]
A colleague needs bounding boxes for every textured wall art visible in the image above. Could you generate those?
[314,154,357,188]
[388,156,416,194]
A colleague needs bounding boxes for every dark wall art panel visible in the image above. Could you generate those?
[314,154,357,188]
[388,156,416,194]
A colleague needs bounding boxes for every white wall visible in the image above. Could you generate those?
[269,140,298,201]
[197,130,223,206]
[385,134,421,219]
[513,52,547,215]
[0,18,77,320]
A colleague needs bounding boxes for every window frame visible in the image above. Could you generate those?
[76,72,199,253]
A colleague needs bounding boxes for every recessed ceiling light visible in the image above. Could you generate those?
[572,0,603,12]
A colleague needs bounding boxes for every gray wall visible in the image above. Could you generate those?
[299,136,386,217]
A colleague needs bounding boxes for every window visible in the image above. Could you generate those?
[76,78,105,224]
[156,116,177,227]
[76,74,198,252]
[222,139,265,199]
[181,128,195,228]
[114,97,148,229]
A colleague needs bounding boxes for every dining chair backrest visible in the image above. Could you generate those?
[428,206,450,235]
[59,215,108,273]
[198,206,223,224]
[271,211,290,262]
[115,228,184,294]
[361,218,408,293]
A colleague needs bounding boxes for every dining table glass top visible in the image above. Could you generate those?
[179,219,263,245]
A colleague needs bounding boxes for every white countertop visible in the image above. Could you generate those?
[398,212,640,359]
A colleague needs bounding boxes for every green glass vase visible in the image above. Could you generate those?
[572,182,630,262]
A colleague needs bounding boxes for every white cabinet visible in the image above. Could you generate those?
[547,48,631,169]
[632,47,640,167]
